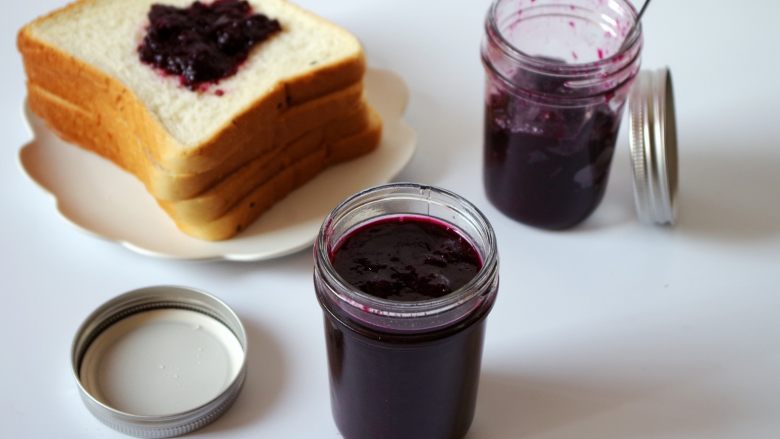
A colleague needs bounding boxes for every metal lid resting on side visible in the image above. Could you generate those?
[628,67,679,226]
[71,286,248,438]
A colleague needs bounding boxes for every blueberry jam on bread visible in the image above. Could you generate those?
[139,0,282,91]
[18,0,378,240]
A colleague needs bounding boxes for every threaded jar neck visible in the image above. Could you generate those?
[482,0,642,105]
[314,184,499,334]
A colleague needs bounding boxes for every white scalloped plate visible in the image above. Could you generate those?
[18,69,417,261]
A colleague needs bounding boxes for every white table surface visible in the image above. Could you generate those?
[3,1,779,438]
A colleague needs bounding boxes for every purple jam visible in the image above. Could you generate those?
[483,71,623,230]
[138,0,281,91]
[330,216,482,302]
[322,216,490,439]
[323,306,489,439]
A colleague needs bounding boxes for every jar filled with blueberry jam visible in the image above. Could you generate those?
[482,0,642,229]
[314,184,499,439]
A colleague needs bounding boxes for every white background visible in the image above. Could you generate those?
[2,1,780,438]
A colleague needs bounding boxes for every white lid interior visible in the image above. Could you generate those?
[79,308,245,417]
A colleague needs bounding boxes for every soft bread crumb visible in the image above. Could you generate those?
[28,0,362,148]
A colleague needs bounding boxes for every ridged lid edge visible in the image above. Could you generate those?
[628,67,679,226]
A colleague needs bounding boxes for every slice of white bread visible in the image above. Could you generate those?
[172,111,382,240]
[18,0,366,172]
[29,81,381,239]
[159,104,375,222]
[28,80,365,200]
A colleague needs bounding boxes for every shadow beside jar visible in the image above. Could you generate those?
[198,317,288,434]
[675,147,780,244]
[465,318,747,439]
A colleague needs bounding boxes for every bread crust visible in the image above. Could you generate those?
[28,77,382,241]
[18,0,367,173]
[173,116,382,240]
[28,80,366,200]
[158,104,374,222]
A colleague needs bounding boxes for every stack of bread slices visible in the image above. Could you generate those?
[18,0,381,240]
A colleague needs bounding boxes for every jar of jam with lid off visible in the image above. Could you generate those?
[482,0,642,229]
[314,184,499,439]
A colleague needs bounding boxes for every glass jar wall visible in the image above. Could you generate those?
[314,184,499,439]
[482,0,642,229]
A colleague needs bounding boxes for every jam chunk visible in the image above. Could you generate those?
[322,214,490,439]
[138,0,281,91]
[331,216,482,302]
[483,71,622,229]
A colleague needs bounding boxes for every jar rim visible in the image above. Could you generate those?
[486,0,642,76]
[315,183,499,319]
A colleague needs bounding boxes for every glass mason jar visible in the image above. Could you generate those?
[314,184,499,439]
[482,0,642,229]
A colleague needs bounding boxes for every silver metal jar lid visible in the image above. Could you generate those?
[628,67,679,226]
[71,286,248,438]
